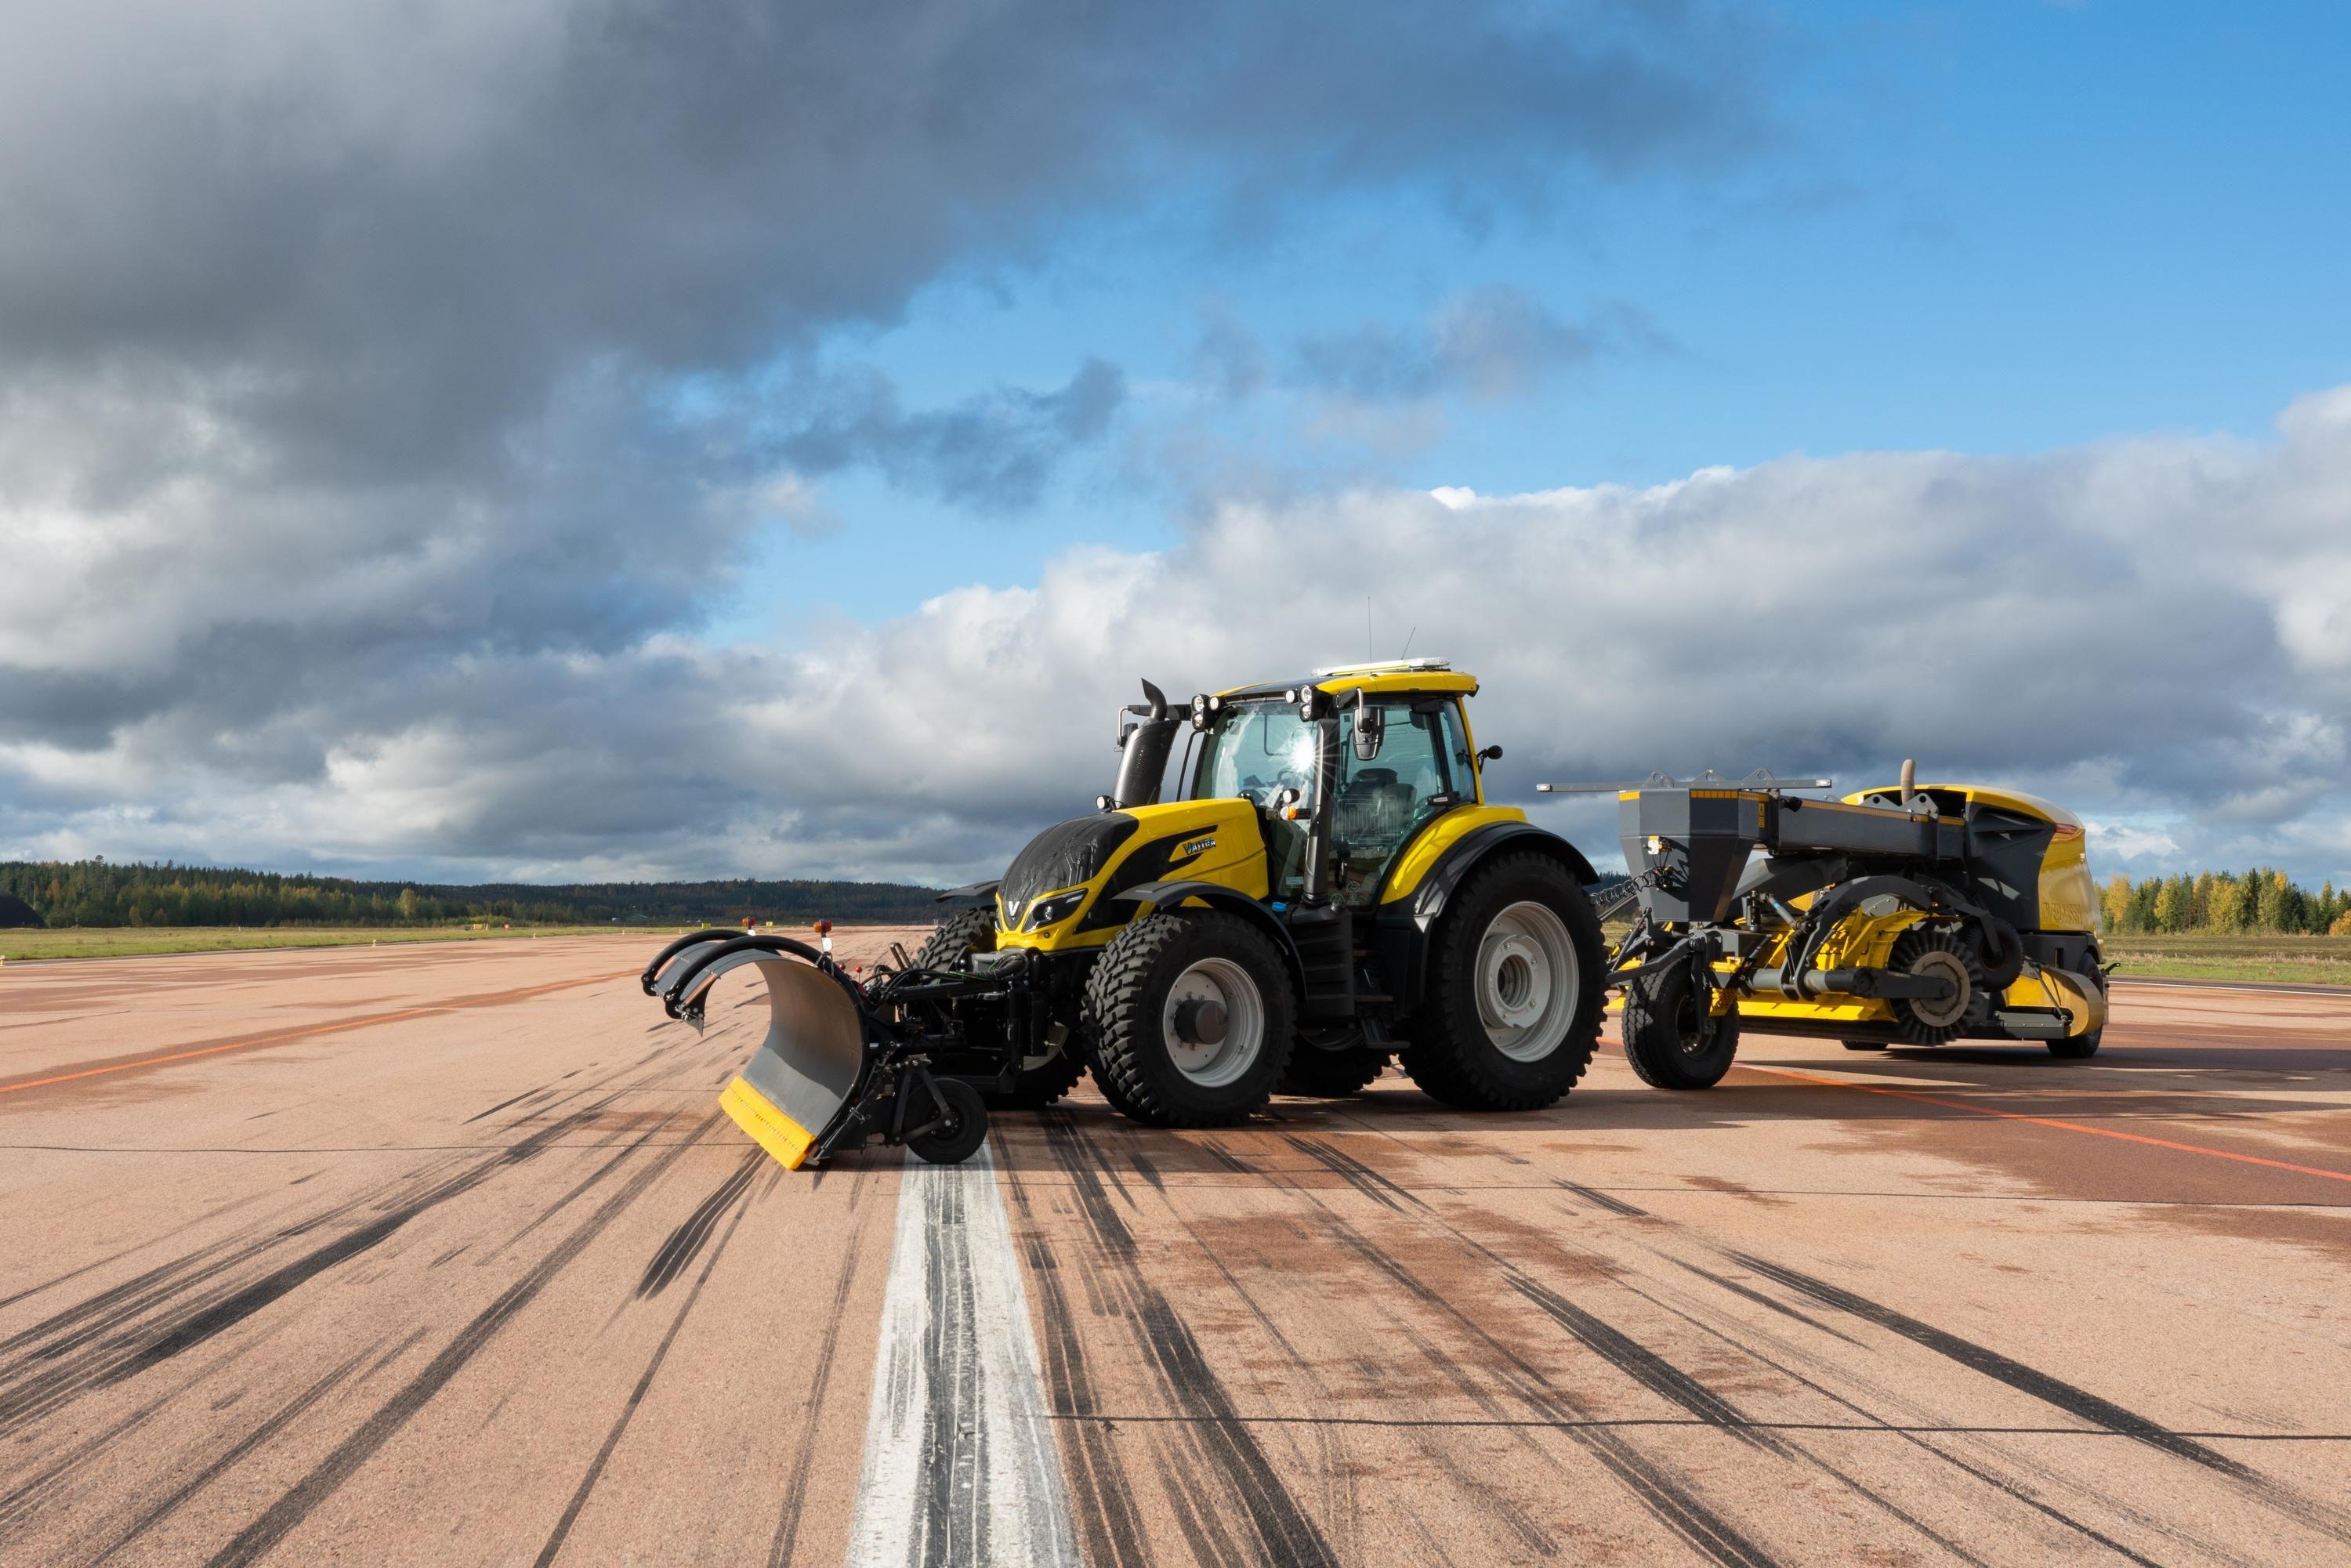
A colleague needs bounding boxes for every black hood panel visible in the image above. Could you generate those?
[999,814,1139,916]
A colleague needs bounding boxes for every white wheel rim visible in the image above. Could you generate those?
[1476,900,1577,1062]
[1160,957,1266,1088]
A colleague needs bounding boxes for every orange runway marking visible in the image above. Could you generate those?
[0,969,639,1096]
[1741,1062,2351,1186]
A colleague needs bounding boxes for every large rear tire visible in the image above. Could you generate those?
[1621,958,1741,1089]
[1083,911,1295,1128]
[918,907,1085,1109]
[1400,853,1603,1110]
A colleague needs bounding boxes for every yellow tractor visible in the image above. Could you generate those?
[1565,765,2110,1089]
[644,660,1609,1167]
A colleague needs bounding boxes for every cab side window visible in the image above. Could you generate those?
[1332,700,1467,904]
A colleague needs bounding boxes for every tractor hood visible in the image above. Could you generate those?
[996,799,1267,944]
[998,814,1139,922]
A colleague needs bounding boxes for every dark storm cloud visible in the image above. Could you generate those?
[771,358,1125,512]
[0,0,1767,480]
[0,0,1781,875]
[1293,286,1667,404]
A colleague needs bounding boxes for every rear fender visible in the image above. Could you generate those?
[1373,822,1601,1013]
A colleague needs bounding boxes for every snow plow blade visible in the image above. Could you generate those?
[644,932,872,1171]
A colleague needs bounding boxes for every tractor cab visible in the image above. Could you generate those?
[1185,660,1493,909]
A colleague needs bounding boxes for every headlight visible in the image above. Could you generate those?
[1026,888,1089,929]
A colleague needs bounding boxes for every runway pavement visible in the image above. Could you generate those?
[2,936,2346,1565]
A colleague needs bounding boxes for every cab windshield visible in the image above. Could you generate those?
[1190,702,1320,807]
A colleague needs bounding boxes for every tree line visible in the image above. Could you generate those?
[0,859,944,929]
[2099,868,2351,936]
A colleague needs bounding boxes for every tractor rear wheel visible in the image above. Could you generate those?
[1083,911,1295,1128]
[1621,957,1741,1089]
[917,907,1085,1110]
[1400,853,1603,1110]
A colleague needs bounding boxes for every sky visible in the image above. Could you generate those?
[2,1,2349,890]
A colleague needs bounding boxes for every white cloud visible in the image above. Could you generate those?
[10,388,2351,888]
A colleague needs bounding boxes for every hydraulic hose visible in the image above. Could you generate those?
[642,928,756,994]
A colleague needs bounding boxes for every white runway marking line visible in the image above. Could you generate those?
[847,1139,1080,1568]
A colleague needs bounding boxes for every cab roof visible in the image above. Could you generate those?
[1216,657,1479,701]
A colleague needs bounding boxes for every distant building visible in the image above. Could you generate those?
[0,893,44,929]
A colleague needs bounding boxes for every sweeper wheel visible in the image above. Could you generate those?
[907,1078,989,1165]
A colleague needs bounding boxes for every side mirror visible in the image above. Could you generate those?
[1353,693,1385,762]
[1479,744,1503,764]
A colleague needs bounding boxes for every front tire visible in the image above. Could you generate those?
[1083,911,1295,1128]
[906,1078,989,1166]
[918,907,1085,1109]
[1621,957,1741,1090]
[1400,853,1603,1110]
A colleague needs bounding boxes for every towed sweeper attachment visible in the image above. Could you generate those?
[1541,768,2110,1090]
[639,929,992,1171]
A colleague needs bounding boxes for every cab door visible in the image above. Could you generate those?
[1332,698,1473,907]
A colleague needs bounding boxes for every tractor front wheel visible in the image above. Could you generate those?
[1083,911,1295,1128]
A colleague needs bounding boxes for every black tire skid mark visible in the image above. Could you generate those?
[1343,1183,2009,1566]
[1557,1180,1647,1219]
[1194,1138,1255,1175]
[1729,1251,2242,1476]
[1302,1135,2165,1567]
[765,1193,872,1568]
[1284,1134,1427,1212]
[463,1087,549,1124]
[1284,1192,1780,1568]
[998,1165,1151,1568]
[0,1105,628,1439]
[1663,1260,1864,1348]
[89,1342,375,1563]
[1538,1267,2001,1568]
[0,1233,169,1315]
[2,1030,686,1410]
[498,1111,682,1255]
[201,1111,719,1568]
[534,1193,755,1567]
[0,1302,309,1537]
[1724,1249,2351,1550]
[1041,1112,1342,1567]
[1132,1203,1364,1558]
[636,1150,760,1298]
[1624,1246,2259,1568]
[1502,1273,1783,1452]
